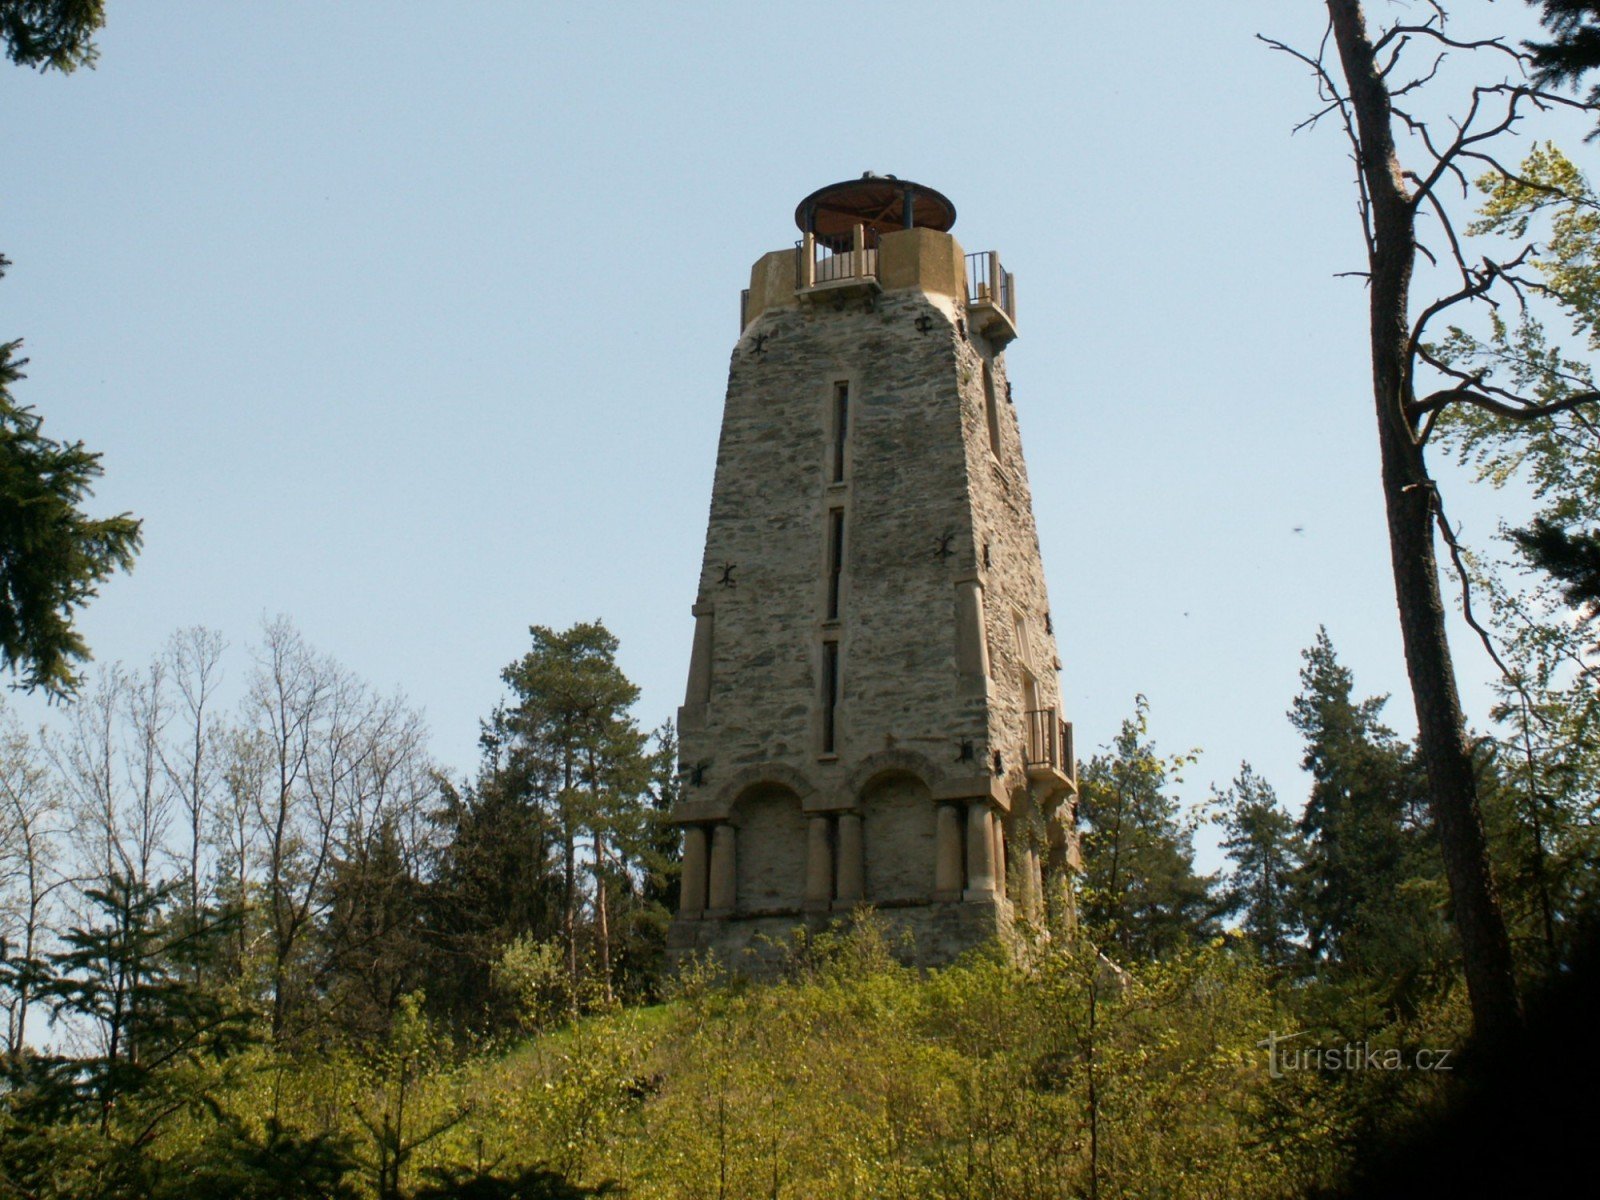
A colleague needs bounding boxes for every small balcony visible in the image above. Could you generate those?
[1024,707,1076,792]
[797,223,881,301]
[966,250,1018,347]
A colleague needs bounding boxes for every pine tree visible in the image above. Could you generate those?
[497,622,647,1002]
[1526,1,1600,120]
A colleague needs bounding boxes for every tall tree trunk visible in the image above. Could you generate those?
[1326,0,1521,1040]
[587,746,613,1003]
[594,830,612,1004]
[562,750,578,996]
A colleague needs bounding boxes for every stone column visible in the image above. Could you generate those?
[680,605,714,729]
[965,802,996,899]
[991,813,1007,899]
[954,579,991,684]
[935,804,964,899]
[707,823,737,915]
[679,824,708,918]
[804,816,833,910]
[835,812,864,906]
[1020,841,1042,920]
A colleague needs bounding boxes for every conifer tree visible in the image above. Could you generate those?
[1526,1,1600,119]
[428,622,658,1020]
[1077,697,1217,960]
[1291,630,1450,999]
[423,757,565,1030]
[0,875,247,1200]
[498,622,645,1000]
[0,259,141,696]
[0,0,103,73]
[1215,763,1305,968]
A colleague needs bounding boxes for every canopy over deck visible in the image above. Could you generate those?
[795,175,956,252]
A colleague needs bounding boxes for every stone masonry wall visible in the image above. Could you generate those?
[678,287,988,793]
[670,242,1070,972]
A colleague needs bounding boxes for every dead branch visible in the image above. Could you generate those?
[1372,21,1530,66]
[1423,483,1523,695]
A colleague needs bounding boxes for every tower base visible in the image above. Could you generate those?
[666,896,1014,980]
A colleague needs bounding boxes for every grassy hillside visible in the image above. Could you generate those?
[112,918,1465,1199]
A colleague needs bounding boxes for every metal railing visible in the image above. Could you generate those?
[966,250,1016,319]
[1025,707,1073,774]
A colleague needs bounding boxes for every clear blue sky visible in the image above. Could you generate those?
[1,2,1580,852]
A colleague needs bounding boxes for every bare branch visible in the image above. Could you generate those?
[1372,22,1530,67]
[1260,23,1374,257]
[1391,53,1445,97]
[1409,385,1600,423]
[1408,243,1539,364]
[1376,32,1411,79]
[1424,484,1522,690]
[1409,263,1494,353]
[1256,31,1332,81]
[1293,97,1348,135]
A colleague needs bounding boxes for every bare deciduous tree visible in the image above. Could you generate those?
[1265,0,1599,1039]
[0,705,68,1056]
[50,667,128,885]
[161,626,226,924]
[242,617,433,1040]
[123,658,174,888]
[245,617,329,1039]
[214,724,270,982]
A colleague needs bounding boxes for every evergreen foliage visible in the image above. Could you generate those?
[0,0,103,72]
[1509,510,1600,637]
[1215,763,1305,968]
[0,617,1594,1194]
[0,257,141,696]
[422,622,675,1032]
[1290,630,1451,1004]
[1526,1,1600,119]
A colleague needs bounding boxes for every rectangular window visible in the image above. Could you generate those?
[983,363,1002,459]
[826,508,845,620]
[821,640,840,753]
[832,381,849,482]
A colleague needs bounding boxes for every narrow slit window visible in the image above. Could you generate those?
[826,508,845,620]
[983,363,1002,460]
[822,641,840,753]
[832,381,849,482]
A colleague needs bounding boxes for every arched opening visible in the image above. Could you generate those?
[860,772,937,903]
[732,783,806,914]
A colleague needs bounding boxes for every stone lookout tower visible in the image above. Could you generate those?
[669,175,1077,969]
